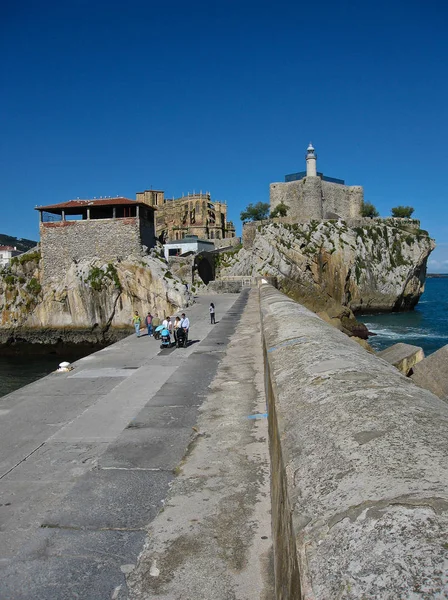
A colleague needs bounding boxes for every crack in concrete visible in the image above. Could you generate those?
[40,523,146,532]
[0,442,46,481]
[100,466,165,472]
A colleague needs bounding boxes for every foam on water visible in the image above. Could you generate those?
[360,277,448,355]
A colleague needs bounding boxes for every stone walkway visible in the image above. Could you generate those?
[127,288,273,599]
[0,290,273,599]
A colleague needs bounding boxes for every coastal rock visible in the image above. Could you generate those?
[220,219,434,314]
[0,248,190,342]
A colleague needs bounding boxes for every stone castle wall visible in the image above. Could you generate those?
[270,176,363,220]
[40,218,144,282]
[321,181,363,218]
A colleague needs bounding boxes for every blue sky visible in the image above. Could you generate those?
[1,0,447,271]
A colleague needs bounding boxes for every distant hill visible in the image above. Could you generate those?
[0,234,38,253]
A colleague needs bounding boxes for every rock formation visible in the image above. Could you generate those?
[220,218,434,323]
[0,246,190,344]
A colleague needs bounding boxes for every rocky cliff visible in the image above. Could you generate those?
[0,247,190,344]
[220,218,434,315]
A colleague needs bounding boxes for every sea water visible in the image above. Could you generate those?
[359,277,448,355]
[0,346,102,399]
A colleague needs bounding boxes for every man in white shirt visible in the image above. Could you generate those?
[180,313,190,342]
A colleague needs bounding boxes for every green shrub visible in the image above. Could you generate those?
[86,267,104,291]
[106,264,121,290]
[11,250,41,267]
[270,202,288,218]
[87,264,122,291]
[391,206,414,218]
[361,202,379,218]
[26,278,42,295]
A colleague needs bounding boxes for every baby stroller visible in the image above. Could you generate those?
[154,325,164,341]
[160,328,171,349]
[176,327,188,348]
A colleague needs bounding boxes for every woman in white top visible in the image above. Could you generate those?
[209,303,216,324]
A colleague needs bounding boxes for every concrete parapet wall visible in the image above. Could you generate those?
[259,283,448,599]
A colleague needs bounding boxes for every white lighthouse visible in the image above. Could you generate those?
[306,143,317,177]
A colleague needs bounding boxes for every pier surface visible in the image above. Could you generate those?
[0,290,273,599]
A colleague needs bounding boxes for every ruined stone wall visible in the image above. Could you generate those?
[40,219,143,282]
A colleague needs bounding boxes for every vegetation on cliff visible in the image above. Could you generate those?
[221,219,434,315]
[0,247,190,335]
[0,250,42,324]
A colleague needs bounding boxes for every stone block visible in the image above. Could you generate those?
[411,344,448,400]
[377,342,424,375]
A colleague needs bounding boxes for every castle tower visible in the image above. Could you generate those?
[306,143,317,177]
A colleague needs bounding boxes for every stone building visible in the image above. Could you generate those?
[36,198,156,281]
[136,190,236,242]
[270,144,363,220]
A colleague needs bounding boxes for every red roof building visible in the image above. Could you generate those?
[35,198,157,281]
[35,197,155,220]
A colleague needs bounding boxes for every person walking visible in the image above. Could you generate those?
[132,311,142,338]
[145,312,153,337]
[209,302,216,324]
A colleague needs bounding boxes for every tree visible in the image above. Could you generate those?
[361,201,379,218]
[240,202,270,223]
[391,205,414,218]
[270,202,288,218]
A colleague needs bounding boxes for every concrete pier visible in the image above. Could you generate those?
[0,291,272,599]
[2,283,448,599]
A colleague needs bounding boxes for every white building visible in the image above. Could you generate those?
[163,236,214,261]
[0,246,22,267]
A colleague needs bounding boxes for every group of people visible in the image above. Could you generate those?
[132,302,216,339]
[131,311,190,340]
